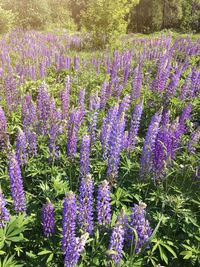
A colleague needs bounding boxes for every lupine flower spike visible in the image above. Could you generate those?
[8,152,26,213]
[0,189,10,228]
[128,202,152,253]
[41,199,55,237]
[78,174,94,235]
[108,209,126,266]
[97,180,112,226]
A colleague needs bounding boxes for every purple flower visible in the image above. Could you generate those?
[180,72,192,100]
[78,174,94,235]
[16,128,27,166]
[78,88,85,110]
[64,233,89,267]
[131,64,143,100]
[0,190,10,228]
[123,131,129,150]
[140,109,163,178]
[153,124,171,180]
[97,180,112,226]
[8,152,26,213]
[107,113,126,181]
[36,82,51,135]
[61,192,77,253]
[179,104,192,134]
[129,202,152,253]
[41,200,55,237]
[21,94,37,129]
[128,100,143,151]
[0,106,8,150]
[151,54,171,92]
[100,81,108,109]
[61,76,70,120]
[100,104,119,159]
[26,130,37,157]
[67,109,81,158]
[161,109,170,127]
[108,210,126,265]
[80,135,91,178]
[117,95,130,119]
[188,127,200,154]
[89,93,100,143]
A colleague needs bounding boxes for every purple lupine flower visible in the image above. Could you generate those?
[0,190,10,228]
[0,106,8,150]
[107,113,126,181]
[179,104,192,134]
[64,233,89,267]
[61,76,70,120]
[97,180,112,226]
[127,100,143,151]
[117,95,130,119]
[16,128,27,166]
[166,64,185,99]
[21,94,37,129]
[78,88,85,110]
[123,131,129,150]
[169,117,182,160]
[101,104,119,159]
[129,202,152,253]
[48,98,61,160]
[152,124,171,180]
[89,93,100,143]
[80,135,90,178]
[188,127,200,154]
[100,81,108,109]
[26,130,37,156]
[151,53,171,92]
[36,82,51,135]
[49,124,60,160]
[78,174,94,235]
[61,192,77,253]
[161,109,170,127]
[131,64,143,100]
[140,109,163,178]
[8,152,26,213]
[123,62,130,85]
[180,72,192,100]
[41,200,55,237]
[108,210,126,265]
[191,70,200,96]
[67,109,81,158]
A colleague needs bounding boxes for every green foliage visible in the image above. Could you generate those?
[81,0,139,47]
[47,0,76,31]
[0,5,15,34]
[128,0,200,33]
[180,0,200,32]
[1,0,50,29]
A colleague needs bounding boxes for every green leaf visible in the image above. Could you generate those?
[162,243,177,258]
[38,250,52,255]
[46,253,54,263]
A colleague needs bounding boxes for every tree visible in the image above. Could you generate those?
[180,0,200,32]
[1,0,50,29]
[47,0,76,30]
[81,0,139,47]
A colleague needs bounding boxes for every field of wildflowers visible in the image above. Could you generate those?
[0,30,200,267]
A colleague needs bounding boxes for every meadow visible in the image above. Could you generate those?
[0,30,200,267]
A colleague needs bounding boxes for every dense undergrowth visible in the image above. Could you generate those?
[0,31,200,267]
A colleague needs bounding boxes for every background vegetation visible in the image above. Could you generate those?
[0,0,199,45]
